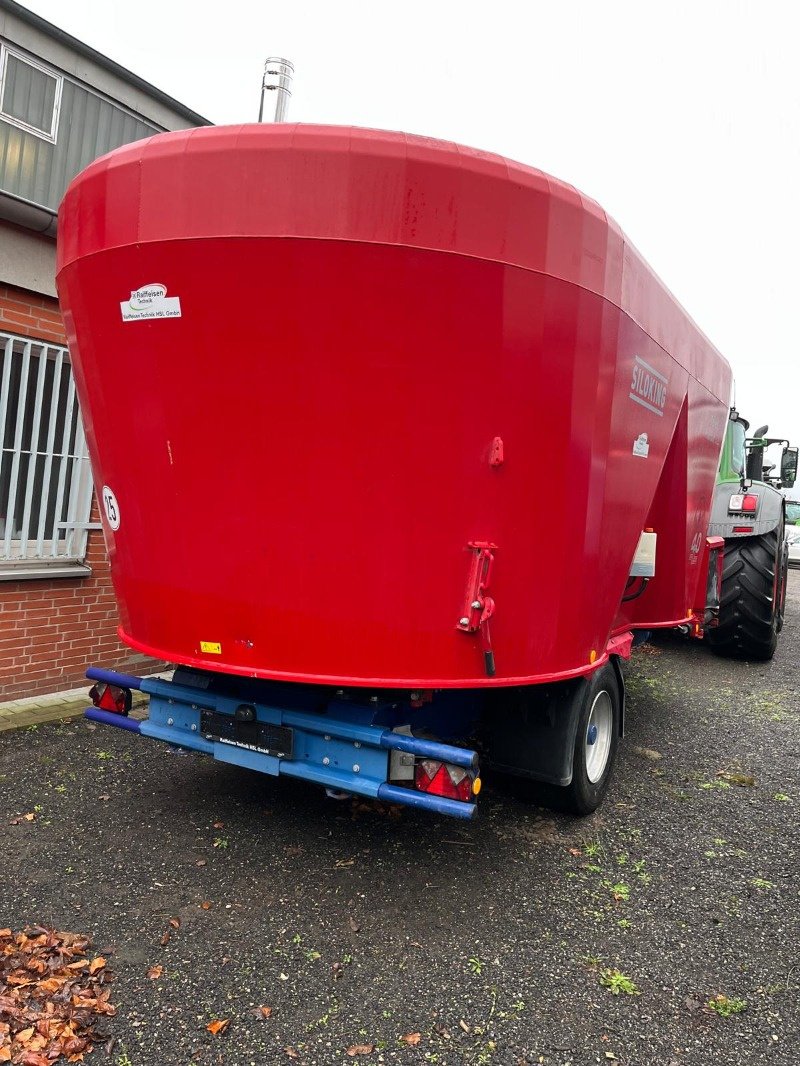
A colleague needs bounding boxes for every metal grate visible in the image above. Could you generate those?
[0,330,93,569]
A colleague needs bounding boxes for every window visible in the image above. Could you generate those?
[729,419,747,476]
[0,46,62,142]
[0,331,93,574]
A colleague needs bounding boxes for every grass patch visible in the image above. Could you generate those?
[599,969,640,996]
[708,994,746,1017]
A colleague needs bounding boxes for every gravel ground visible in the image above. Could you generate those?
[2,575,799,1066]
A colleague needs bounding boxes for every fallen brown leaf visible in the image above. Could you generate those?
[259,1006,273,1019]
[35,977,65,994]
[401,1032,421,1045]
[717,771,756,787]
[168,918,181,930]
[346,1045,374,1057]
[212,821,224,829]
[0,926,116,1064]
[159,932,170,947]
[200,902,212,911]
[146,965,163,980]
[206,1019,229,1036]
[195,859,207,867]
[632,746,662,762]
[348,916,361,933]
[20,1053,49,1066]
[97,795,111,802]
[284,1048,299,1059]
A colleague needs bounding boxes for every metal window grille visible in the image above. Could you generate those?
[0,330,93,569]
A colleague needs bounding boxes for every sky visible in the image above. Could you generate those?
[24,0,800,445]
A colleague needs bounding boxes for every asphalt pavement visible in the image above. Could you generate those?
[2,575,798,1066]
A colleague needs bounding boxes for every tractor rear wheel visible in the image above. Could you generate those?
[706,526,784,661]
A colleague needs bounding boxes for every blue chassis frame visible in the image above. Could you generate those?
[84,667,479,820]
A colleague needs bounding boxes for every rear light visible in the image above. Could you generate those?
[415,759,475,802]
[89,682,131,716]
[729,493,758,513]
[732,525,754,534]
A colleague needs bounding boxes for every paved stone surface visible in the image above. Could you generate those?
[0,687,88,731]
[0,676,162,731]
[1,576,798,1065]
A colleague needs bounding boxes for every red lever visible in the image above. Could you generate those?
[457,542,497,676]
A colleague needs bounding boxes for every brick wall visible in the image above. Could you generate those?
[0,282,67,345]
[0,285,158,702]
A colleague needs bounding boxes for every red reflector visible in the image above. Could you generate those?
[415,759,472,802]
[732,525,753,534]
[89,682,131,716]
[741,494,758,513]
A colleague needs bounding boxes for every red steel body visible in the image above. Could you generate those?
[56,125,732,688]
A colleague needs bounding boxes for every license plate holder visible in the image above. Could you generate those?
[200,710,294,759]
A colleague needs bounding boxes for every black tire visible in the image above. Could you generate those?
[706,527,783,661]
[560,662,621,816]
[492,664,621,817]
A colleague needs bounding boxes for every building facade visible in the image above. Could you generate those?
[0,0,208,700]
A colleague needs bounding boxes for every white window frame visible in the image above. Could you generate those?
[0,330,95,579]
[0,43,63,143]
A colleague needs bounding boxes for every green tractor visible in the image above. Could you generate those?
[705,410,798,660]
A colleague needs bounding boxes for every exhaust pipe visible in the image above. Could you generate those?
[259,57,294,122]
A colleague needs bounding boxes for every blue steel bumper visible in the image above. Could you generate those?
[85,668,479,820]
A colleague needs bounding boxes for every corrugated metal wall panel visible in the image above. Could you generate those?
[0,121,52,202]
[0,55,158,212]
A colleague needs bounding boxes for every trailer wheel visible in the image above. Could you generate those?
[706,527,783,661]
[481,664,622,816]
[560,662,621,816]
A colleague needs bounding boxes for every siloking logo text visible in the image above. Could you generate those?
[629,354,667,416]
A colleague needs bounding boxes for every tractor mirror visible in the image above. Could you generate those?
[781,447,798,488]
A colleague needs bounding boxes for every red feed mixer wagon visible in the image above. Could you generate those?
[57,124,732,819]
